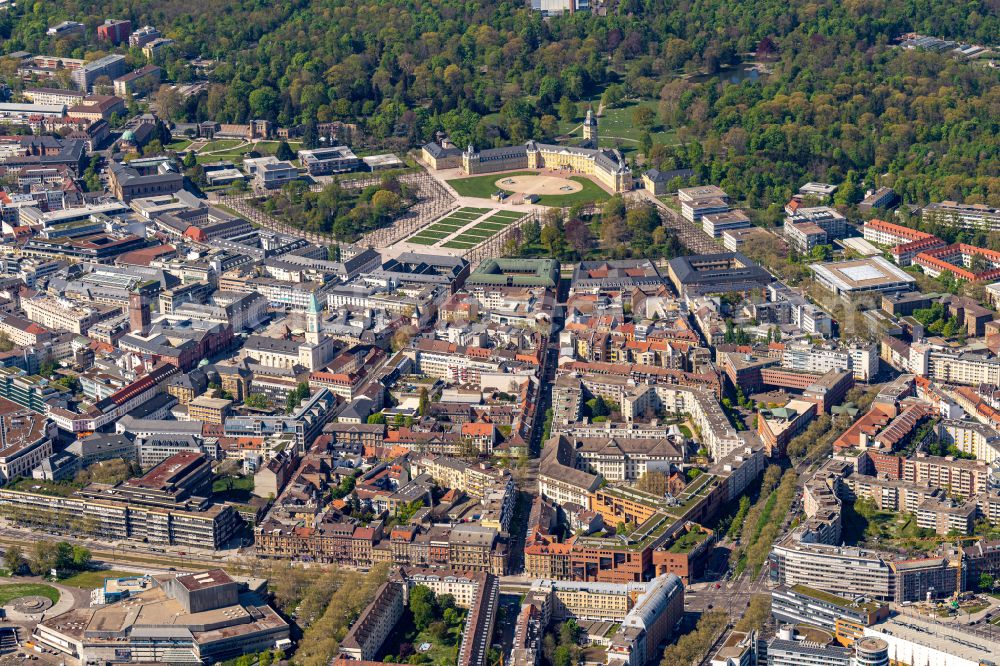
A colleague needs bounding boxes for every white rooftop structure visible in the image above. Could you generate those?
[839,237,881,257]
[810,256,916,297]
[863,614,1000,666]
[799,182,838,197]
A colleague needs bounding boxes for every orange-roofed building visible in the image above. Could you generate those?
[461,422,498,453]
[834,405,893,451]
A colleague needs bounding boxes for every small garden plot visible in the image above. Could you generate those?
[488,217,520,225]
[411,229,451,239]
[448,237,487,247]
[484,216,523,226]
[200,138,245,152]
[454,229,493,239]
[472,222,507,232]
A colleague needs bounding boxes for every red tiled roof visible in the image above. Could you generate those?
[116,243,176,267]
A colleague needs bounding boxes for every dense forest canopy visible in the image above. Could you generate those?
[1,0,999,206]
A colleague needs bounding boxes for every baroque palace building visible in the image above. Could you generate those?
[460,110,634,193]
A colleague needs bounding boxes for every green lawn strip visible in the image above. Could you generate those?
[448,172,540,198]
[749,492,779,544]
[0,583,60,605]
[488,211,525,219]
[60,569,142,589]
[197,153,247,165]
[426,223,465,231]
[439,217,477,225]
[467,226,503,235]
[486,215,519,224]
[408,237,442,245]
[441,241,477,249]
[453,231,493,241]
[473,222,508,230]
[199,139,245,152]
[459,207,493,213]
[447,211,482,220]
[254,140,303,156]
[408,229,451,239]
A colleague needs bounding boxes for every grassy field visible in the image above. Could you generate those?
[410,229,451,240]
[448,172,539,198]
[557,99,679,154]
[196,152,246,165]
[0,583,60,605]
[253,140,301,155]
[473,222,507,232]
[166,138,193,151]
[448,173,608,206]
[213,475,254,504]
[213,476,253,493]
[61,569,141,589]
[535,176,610,206]
[200,139,246,152]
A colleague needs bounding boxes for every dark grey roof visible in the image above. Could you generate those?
[126,392,177,419]
[539,435,602,492]
[339,397,374,422]
[244,335,301,355]
[476,144,528,160]
[668,252,773,292]
[645,168,694,183]
[422,142,462,159]
[166,368,208,392]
